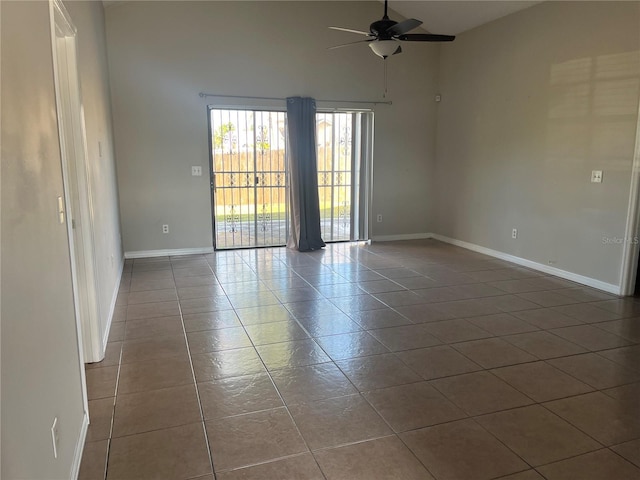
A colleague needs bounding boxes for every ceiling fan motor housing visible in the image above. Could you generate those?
[370,18,397,39]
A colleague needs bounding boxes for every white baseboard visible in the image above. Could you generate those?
[124,247,214,259]
[70,411,89,480]
[373,233,432,242]
[432,234,621,295]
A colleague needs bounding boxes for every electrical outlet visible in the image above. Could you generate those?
[512,228,518,239]
[51,417,59,459]
[377,214,383,223]
[591,170,603,183]
[162,224,169,234]
[192,166,202,176]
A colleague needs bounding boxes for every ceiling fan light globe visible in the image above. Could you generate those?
[369,40,400,58]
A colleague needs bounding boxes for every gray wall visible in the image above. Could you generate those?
[1,1,85,477]
[1,0,122,477]
[435,1,640,287]
[105,1,440,252]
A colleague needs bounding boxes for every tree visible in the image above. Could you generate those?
[213,122,237,153]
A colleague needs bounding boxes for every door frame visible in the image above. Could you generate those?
[50,0,102,375]
[207,106,289,250]
[620,98,640,295]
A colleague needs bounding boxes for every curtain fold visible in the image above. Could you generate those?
[286,96,326,251]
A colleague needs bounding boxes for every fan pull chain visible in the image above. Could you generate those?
[383,59,388,98]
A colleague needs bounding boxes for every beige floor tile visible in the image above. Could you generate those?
[296,313,363,337]
[177,284,225,300]
[314,435,434,480]
[86,398,114,442]
[336,353,422,391]
[198,373,283,420]
[348,308,412,330]
[492,361,593,402]
[289,394,392,450]
[550,324,632,351]
[78,440,108,480]
[516,291,576,307]
[332,294,391,314]
[180,296,233,315]
[599,345,640,372]
[466,313,539,336]
[511,308,582,329]
[124,316,183,340]
[358,279,406,294]
[591,298,640,317]
[595,318,640,343]
[174,275,219,288]
[129,277,176,292]
[236,304,296,325]
[497,471,546,480]
[285,299,344,319]
[256,339,331,370]
[121,334,188,364]
[544,391,640,445]
[432,371,534,416]
[186,327,252,354]
[548,353,640,389]
[270,363,357,405]
[107,423,211,479]
[453,337,537,368]
[364,381,466,432]
[86,366,119,400]
[504,331,587,359]
[423,318,493,343]
[126,288,177,305]
[216,454,324,480]
[612,439,640,468]
[396,345,482,380]
[401,418,528,480]
[315,331,389,360]
[192,347,266,382]
[244,320,309,345]
[372,290,428,307]
[476,405,600,466]
[107,322,126,342]
[393,303,455,323]
[537,448,640,480]
[489,294,541,312]
[552,303,623,323]
[369,324,442,351]
[126,300,180,320]
[81,244,640,480]
[206,407,307,472]
[183,311,242,332]
[112,384,201,437]
[118,355,194,394]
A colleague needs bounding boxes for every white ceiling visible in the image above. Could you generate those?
[388,1,542,35]
[103,1,542,36]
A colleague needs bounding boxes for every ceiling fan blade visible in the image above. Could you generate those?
[397,33,456,42]
[329,26,372,36]
[386,18,422,36]
[328,39,374,50]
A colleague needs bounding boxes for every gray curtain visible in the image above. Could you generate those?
[286,97,326,251]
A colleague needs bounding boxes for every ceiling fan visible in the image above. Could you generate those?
[329,0,455,59]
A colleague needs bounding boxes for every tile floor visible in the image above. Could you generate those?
[79,240,640,480]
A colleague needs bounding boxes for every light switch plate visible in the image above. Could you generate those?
[192,166,202,176]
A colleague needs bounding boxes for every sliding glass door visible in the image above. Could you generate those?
[209,108,373,250]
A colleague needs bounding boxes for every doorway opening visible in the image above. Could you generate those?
[209,108,374,250]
